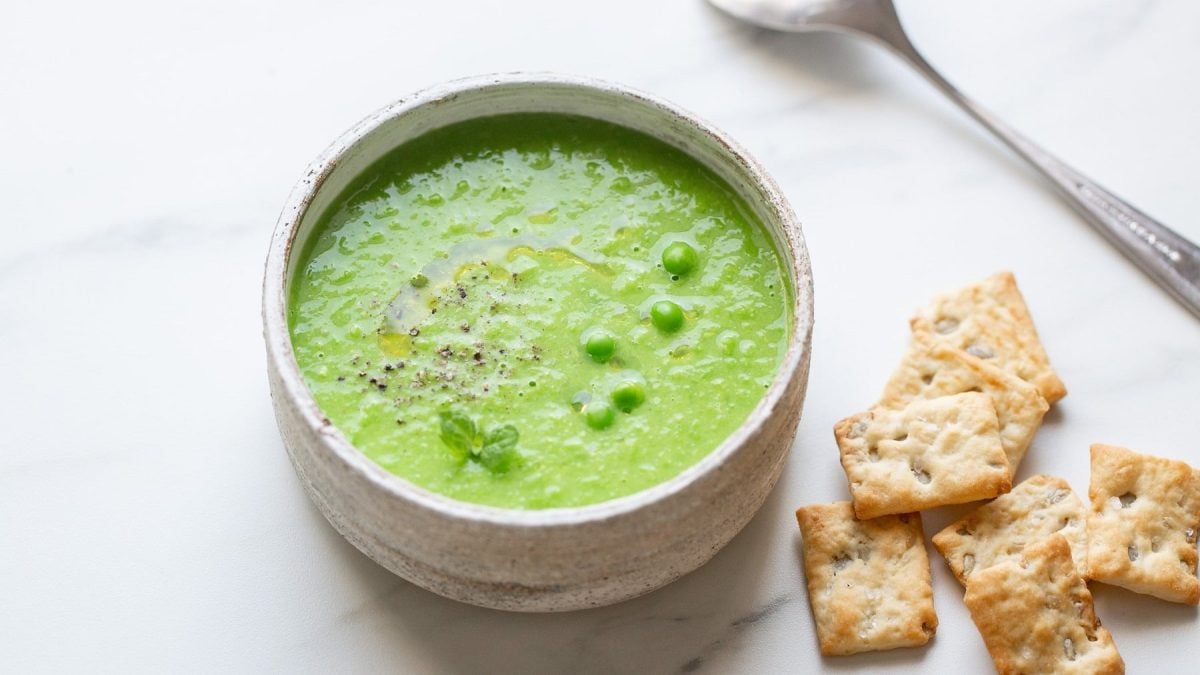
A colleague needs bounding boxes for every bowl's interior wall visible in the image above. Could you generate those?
[286,81,796,300]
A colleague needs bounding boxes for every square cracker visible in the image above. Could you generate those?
[795,502,937,656]
[932,474,1088,585]
[964,534,1124,675]
[1086,443,1200,604]
[911,271,1067,404]
[835,392,1011,519]
[879,331,1049,478]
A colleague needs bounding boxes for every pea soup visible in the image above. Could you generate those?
[289,113,790,509]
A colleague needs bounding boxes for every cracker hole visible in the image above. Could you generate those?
[934,317,959,334]
[893,433,908,442]
[1150,537,1160,553]
[1118,492,1137,508]
[966,343,995,359]
[867,444,879,462]
[911,461,931,485]
[956,526,973,537]
[1056,517,1079,531]
[1127,545,1139,562]
[832,554,852,571]
[920,372,934,386]
[920,622,934,637]
[1063,638,1076,661]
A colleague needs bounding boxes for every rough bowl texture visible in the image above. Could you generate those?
[263,73,814,612]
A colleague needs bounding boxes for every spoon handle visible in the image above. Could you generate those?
[877,29,1200,318]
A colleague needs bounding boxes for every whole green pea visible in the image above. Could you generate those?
[585,402,616,430]
[650,300,685,333]
[611,381,646,412]
[661,241,698,276]
[584,330,616,363]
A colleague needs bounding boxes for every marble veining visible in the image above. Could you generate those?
[2,0,1198,672]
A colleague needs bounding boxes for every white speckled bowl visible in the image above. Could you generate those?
[263,73,813,612]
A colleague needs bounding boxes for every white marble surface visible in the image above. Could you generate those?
[3,0,1198,671]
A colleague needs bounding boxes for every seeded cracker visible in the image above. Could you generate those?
[835,392,1010,519]
[932,475,1088,585]
[795,502,937,656]
[911,271,1066,404]
[964,534,1124,675]
[878,332,1048,478]
[1086,443,1200,604]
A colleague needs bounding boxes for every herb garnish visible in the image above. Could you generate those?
[438,409,520,474]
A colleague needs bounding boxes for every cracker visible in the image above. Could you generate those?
[911,271,1067,404]
[795,502,937,656]
[878,331,1049,477]
[1086,443,1200,604]
[963,534,1124,675]
[835,393,1011,519]
[932,474,1088,585]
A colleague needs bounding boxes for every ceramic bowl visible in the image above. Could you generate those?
[262,73,813,612]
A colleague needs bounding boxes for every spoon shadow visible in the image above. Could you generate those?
[723,21,894,93]
[710,9,1041,184]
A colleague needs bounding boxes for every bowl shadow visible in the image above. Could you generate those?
[311,476,794,673]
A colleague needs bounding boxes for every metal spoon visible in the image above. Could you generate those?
[709,0,1200,318]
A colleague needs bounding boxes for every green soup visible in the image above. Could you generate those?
[289,113,791,509]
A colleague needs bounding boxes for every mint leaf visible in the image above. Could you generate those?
[479,424,519,474]
[438,409,476,460]
[483,425,518,453]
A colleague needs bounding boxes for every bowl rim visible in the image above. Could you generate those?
[262,71,814,529]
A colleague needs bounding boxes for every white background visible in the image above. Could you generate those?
[3,0,1198,672]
